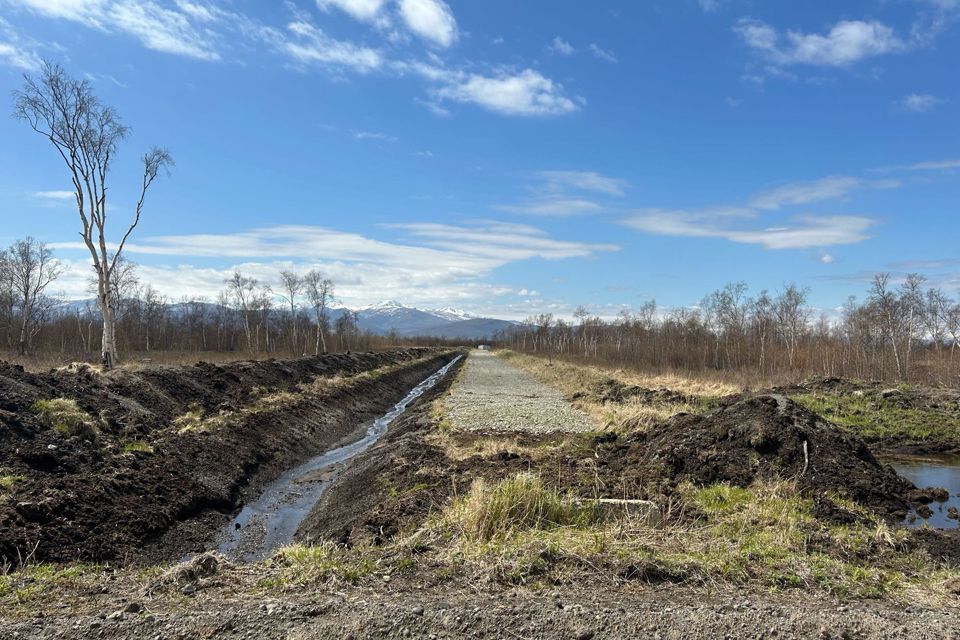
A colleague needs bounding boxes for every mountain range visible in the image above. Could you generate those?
[58,299,517,340]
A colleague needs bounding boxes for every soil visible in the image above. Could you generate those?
[625,394,915,516]
[0,348,460,564]
[2,576,958,639]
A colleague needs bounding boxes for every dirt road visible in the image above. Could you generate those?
[444,351,592,433]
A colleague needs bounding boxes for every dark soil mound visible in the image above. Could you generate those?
[0,349,459,564]
[634,394,915,514]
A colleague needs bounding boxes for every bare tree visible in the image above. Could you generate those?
[278,270,303,355]
[0,237,63,355]
[14,62,172,368]
[303,270,334,355]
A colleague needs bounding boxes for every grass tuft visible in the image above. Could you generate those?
[265,542,373,587]
[442,472,594,543]
[31,398,98,440]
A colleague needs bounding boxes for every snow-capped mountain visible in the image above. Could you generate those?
[429,307,477,322]
[353,301,512,338]
[57,298,517,339]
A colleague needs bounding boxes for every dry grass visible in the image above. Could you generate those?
[497,350,735,432]
[30,398,99,440]
[415,472,949,599]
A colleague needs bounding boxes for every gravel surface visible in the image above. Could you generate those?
[445,351,592,433]
[5,582,958,639]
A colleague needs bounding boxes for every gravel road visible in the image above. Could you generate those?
[444,351,592,433]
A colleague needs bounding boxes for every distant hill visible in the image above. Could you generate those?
[57,298,516,339]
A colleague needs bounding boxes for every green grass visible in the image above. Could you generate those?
[30,398,98,440]
[121,441,154,454]
[0,474,25,500]
[262,542,373,588]
[423,473,946,598]
[791,391,960,442]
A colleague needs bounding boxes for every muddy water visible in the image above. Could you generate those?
[214,355,462,562]
[888,454,960,529]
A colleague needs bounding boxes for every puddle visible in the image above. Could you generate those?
[887,454,960,529]
[214,355,462,562]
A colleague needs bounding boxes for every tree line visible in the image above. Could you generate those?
[0,239,400,359]
[502,277,960,385]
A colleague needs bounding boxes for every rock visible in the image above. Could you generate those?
[411,606,425,616]
[180,584,197,596]
[930,487,950,503]
[576,629,595,640]
[917,504,934,519]
[880,388,902,399]
[948,507,959,521]
[123,602,144,614]
[47,444,57,451]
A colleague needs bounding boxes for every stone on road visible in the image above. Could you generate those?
[445,351,593,433]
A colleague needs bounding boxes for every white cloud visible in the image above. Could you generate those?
[900,93,943,112]
[588,43,617,63]
[316,0,388,22]
[748,176,863,210]
[431,68,580,116]
[698,0,721,12]
[494,198,604,217]
[283,20,382,72]
[31,190,75,200]
[548,36,574,56]
[352,129,398,142]
[623,209,876,249]
[495,170,626,216]
[819,252,835,264]
[536,170,626,196]
[8,0,220,60]
[0,16,43,69]
[397,0,457,47]
[49,222,618,311]
[735,18,904,68]
[905,158,960,170]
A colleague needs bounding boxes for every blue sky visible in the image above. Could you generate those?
[0,0,957,319]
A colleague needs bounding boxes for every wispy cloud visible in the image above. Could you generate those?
[747,176,898,210]
[620,171,901,250]
[588,43,617,63]
[536,171,627,197]
[31,190,75,201]
[899,93,944,112]
[495,170,626,216]
[352,129,398,142]
[548,36,574,56]
[8,0,222,60]
[0,16,42,70]
[495,199,605,217]
[282,20,383,73]
[623,209,876,249]
[49,222,617,310]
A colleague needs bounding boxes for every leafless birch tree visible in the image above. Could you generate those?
[14,62,172,368]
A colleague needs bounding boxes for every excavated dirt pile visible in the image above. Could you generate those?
[634,394,915,515]
[0,349,458,564]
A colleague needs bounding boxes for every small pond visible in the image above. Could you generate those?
[886,454,960,529]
